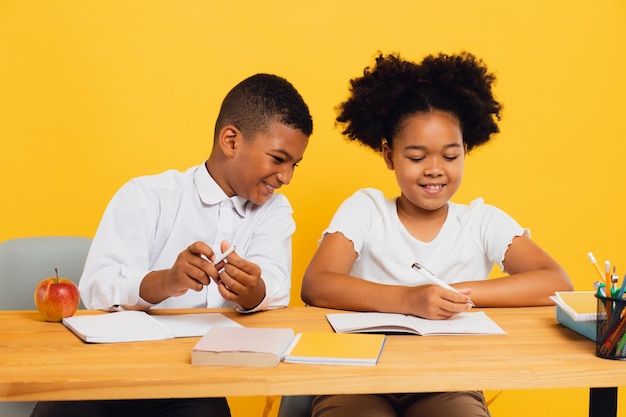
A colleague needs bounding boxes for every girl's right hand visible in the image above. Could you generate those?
[405,284,472,320]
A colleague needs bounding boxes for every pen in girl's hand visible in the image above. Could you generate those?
[411,263,475,307]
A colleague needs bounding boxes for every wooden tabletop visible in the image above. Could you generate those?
[1,306,624,401]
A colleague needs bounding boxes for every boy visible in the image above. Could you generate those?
[31,73,313,417]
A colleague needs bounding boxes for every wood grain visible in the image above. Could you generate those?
[1,306,623,401]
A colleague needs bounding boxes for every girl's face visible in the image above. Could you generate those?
[383,111,465,217]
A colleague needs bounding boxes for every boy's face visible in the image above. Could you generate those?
[228,121,309,205]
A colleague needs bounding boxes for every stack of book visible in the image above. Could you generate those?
[191,327,386,367]
[550,291,597,341]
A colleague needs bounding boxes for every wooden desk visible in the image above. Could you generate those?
[0,307,622,414]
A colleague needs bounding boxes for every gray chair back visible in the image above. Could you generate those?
[0,236,92,417]
[0,236,92,310]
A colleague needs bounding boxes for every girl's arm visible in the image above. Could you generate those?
[453,234,573,307]
[301,232,472,319]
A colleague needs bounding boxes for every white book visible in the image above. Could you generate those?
[192,327,296,367]
[326,311,506,336]
[63,311,242,343]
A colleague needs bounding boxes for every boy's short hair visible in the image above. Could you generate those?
[214,73,313,140]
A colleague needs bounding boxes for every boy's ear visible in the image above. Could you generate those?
[217,125,240,157]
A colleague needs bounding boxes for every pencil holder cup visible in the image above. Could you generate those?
[595,295,626,360]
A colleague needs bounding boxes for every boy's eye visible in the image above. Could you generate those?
[444,155,460,161]
[271,155,285,164]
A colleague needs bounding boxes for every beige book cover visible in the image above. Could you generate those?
[192,326,295,367]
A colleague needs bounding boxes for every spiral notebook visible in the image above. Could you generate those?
[550,291,598,341]
[550,291,597,322]
[282,332,386,366]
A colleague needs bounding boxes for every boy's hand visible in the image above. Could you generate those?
[211,241,266,310]
[140,241,218,304]
[162,241,218,295]
[141,240,265,308]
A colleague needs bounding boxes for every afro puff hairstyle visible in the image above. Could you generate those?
[335,52,502,153]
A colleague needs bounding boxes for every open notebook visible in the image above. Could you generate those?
[326,311,506,336]
[63,311,242,343]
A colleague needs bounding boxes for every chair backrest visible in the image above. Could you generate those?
[0,236,92,310]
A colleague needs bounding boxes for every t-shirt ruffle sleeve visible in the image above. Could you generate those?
[322,188,383,261]
[463,198,528,272]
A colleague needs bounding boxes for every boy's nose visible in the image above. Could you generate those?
[277,166,294,185]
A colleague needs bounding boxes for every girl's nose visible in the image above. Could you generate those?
[424,159,442,176]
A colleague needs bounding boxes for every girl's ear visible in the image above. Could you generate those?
[382,142,395,170]
[217,125,240,157]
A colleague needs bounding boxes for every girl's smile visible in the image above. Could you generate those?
[383,110,465,219]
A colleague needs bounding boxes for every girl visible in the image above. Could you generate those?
[301,52,573,417]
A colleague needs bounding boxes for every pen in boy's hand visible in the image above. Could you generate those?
[200,245,236,273]
[411,263,475,307]
[213,245,236,266]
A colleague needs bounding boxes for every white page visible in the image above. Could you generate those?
[63,311,243,343]
[326,311,506,335]
[63,311,174,343]
[151,313,242,338]
[326,312,416,333]
[406,311,506,335]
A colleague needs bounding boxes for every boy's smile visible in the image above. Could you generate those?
[226,121,309,205]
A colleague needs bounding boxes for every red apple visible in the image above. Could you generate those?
[34,268,80,322]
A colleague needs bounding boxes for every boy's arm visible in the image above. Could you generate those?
[228,195,295,312]
[79,181,160,311]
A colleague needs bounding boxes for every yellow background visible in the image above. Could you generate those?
[1,0,625,416]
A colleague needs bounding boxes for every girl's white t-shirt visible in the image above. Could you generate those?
[323,188,528,286]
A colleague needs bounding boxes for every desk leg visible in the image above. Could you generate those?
[589,387,617,417]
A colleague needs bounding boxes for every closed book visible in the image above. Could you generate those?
[326,311,506,336]
[550,291,597,321]
[283,332,386,366]
[191,327,295,367]
[555,305,596,341]
[550,291,598,341]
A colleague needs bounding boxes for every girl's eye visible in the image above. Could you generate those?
[444,155,460,161]
[407,156,425,162]
[272,155,285,164]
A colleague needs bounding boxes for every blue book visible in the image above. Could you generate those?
[555,304,596,341]
[550,292,598,341]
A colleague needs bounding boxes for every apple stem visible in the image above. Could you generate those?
[55,267,59,284]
